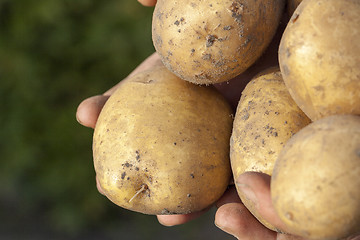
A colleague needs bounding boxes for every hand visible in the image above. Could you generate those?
[77,2,359,239]
[75,54,359,240]
[215,172,301,240]
[215,172,360,240]
[76,0,292,235]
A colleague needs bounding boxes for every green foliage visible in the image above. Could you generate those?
[0,0,155,236]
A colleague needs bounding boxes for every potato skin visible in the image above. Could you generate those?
[93,66,233,215]
[230,68,310,230]
[279,0,360,121]
[271,115,360,240]
[152,0,285,84]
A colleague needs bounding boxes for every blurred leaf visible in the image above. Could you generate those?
[0,0,154,236]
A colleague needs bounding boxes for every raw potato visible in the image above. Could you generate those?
[271,115,360,240]
[152,0,285,85]
[93,66,233,215]
[279,0,360,121]
[230,67,311,230]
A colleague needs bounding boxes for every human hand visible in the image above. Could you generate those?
[217,172,304,240]
[76,2,359,239]
[215,172,360,240]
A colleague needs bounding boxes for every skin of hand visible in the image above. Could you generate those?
[137,0,157,7]
[76,1,360,239]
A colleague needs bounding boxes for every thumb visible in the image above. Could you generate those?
[76,95,109,129]
[235,172,290,233]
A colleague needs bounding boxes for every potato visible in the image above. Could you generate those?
[271,115,360,240]
[279,0,360,121]
[152,0,285,85]
[93,66,233,215]
[287,0,302,17]
[230,67,311,230]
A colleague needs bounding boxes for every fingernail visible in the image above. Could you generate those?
[214,221,221,230]
[214,222,239,240]
[236,182,257,207]
[96,176,106,196]
[75,112,82,124]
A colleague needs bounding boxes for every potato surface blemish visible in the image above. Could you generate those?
[152,0,285,84]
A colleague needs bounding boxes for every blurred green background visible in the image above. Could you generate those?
[0,0,232,239]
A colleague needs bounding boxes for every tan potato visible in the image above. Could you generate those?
[93,66,233,215]
[271,115,360,240]
[279,0,360,121]
[152,0,285,85]
[287,0,302,17]
[230,68,311,230]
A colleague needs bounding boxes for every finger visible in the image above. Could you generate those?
[215,185,242,208]
[138,0,157,7]
[158,184,239,226]
[235,172,290,233]
[96,175,106,196]
[157,208,208,226]
[215,202,276,240]
[76,95,109,129]
[345,234,360,240]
